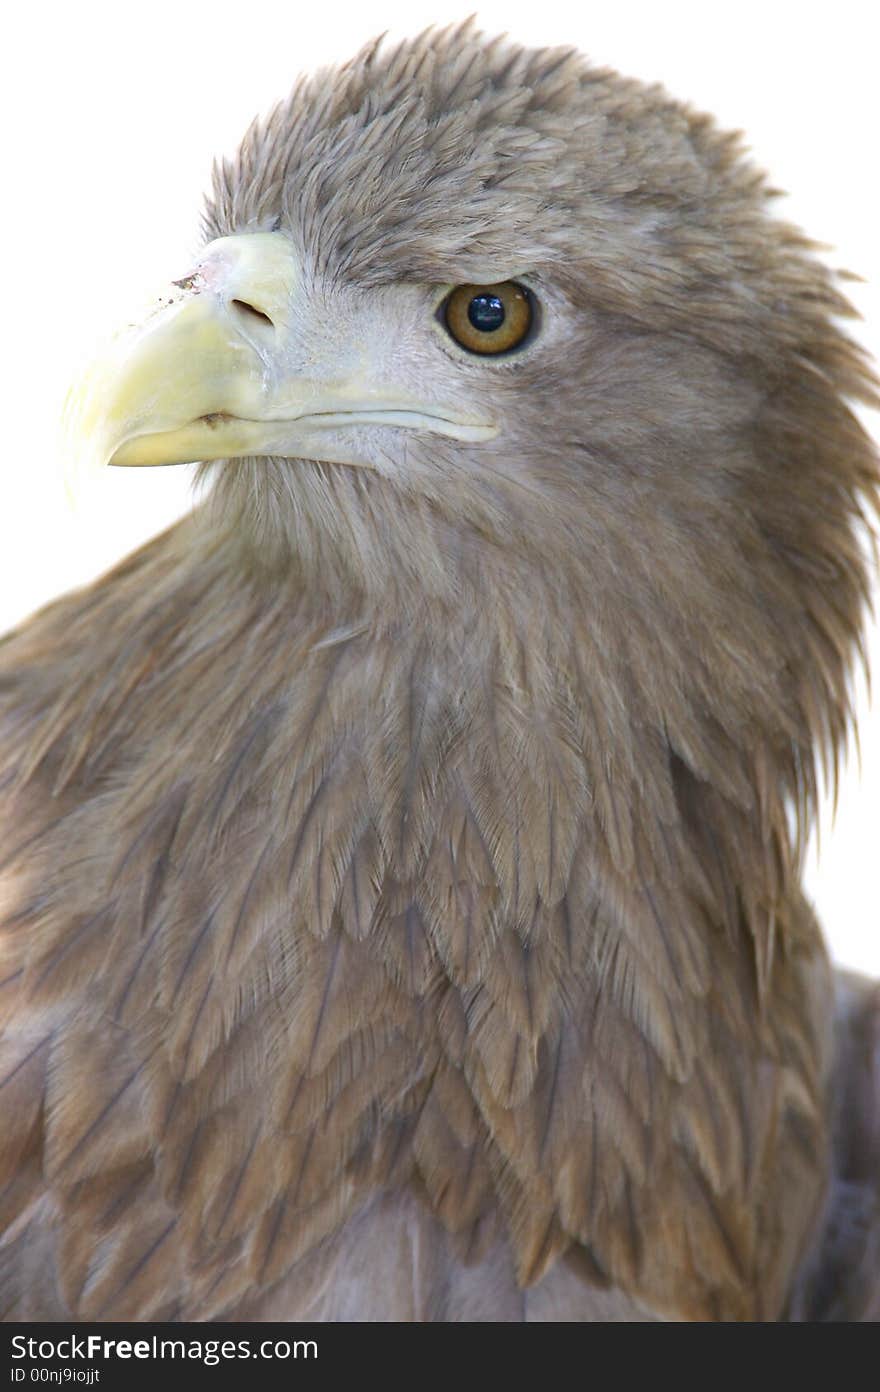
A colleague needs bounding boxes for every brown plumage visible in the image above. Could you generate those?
[1,20,878,1321]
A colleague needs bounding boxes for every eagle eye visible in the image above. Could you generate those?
[443,281,534,355]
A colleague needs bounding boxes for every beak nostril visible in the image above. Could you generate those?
[231,298,274,329]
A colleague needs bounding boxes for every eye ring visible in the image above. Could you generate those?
[442,281,534,355]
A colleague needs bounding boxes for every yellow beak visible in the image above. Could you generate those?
[66,234,304,469]
[64,232,495,472]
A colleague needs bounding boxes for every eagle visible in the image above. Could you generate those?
[1,20,878,1322]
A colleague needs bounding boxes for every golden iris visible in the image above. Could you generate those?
[443,282,533,355]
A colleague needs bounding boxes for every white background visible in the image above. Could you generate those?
[1,1,878,971]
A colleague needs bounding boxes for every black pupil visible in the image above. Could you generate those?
[467,294,505,333]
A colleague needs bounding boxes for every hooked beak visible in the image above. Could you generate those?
[64,233,496,471]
